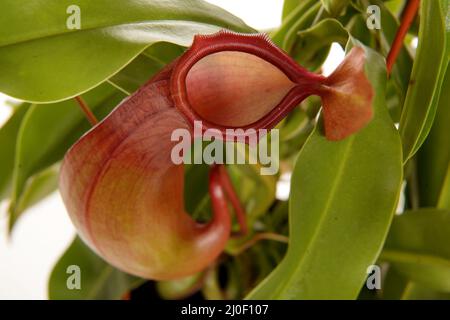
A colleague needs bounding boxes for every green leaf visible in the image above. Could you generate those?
[321,0,351,16]
[271,0,319,47]
[282,1,303,20]
[345,15,375,49]
[382,267,450,300]
[400,283,450,300]
[49,236,142,299]
[381,209,450,292]
[14,165,59,215]
[282,3,322,53]
[247,43,403,299]
[290,18,348,70]
[417,64,450,207]
[8,83,126,230]
[0,103,30,200]
[108,55,164,95]
[109,42,184,94]
[399,0,448,162]
[143,41,186,65]
[0,0,252,102]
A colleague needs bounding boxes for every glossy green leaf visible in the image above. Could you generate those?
[417,65,450,207]
[0,0,252,102]
[8,83,126,229]
[49,236,142,299]
[399,0,448,162]
[247,43,403,299]
[381,209,450,292]
[0,103,29,200]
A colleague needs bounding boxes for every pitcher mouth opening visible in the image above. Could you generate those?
[170,30,325,142]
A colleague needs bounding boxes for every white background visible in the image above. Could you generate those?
[0,0,345,299]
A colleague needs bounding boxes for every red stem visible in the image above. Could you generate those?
[386,0,420,75]
[217,165,248,236]
[74,96,98,126]
[209,164,249,236]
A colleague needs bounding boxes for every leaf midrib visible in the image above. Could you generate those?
[0,19,236,48]
[275,134,355,298]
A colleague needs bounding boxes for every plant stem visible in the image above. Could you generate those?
[74,96,98,126]
[217,165,249,236]
[230,232,289,256]
[386,0,420,75]
[311,5,325,26]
